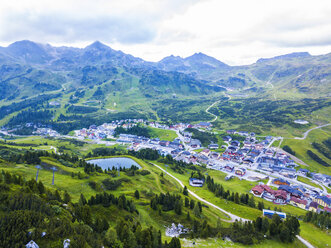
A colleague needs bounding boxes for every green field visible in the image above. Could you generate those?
[147,126,178,141]
[299,222,331,248]
[281,127,331,175]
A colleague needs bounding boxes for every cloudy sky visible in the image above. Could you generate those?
[0,0,331,65]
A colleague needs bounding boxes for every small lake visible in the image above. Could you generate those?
[87,157,141,170]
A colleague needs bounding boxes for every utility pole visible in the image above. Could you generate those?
[35,165,42,182]
[51,166,58,185]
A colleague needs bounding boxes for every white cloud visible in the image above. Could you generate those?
[0,0,330,65]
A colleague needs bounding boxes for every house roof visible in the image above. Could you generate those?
[309,201,318,208]
[290,196,307,205]
[316,196,331,205]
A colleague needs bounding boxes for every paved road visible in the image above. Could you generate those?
[294,123,330,140]
[205,100,220,123]
[151,162,248,222]
[296,235,315,248]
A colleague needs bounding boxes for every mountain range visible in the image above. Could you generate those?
[0,40,330,131]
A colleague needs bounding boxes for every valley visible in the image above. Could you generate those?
[0,40,330,248]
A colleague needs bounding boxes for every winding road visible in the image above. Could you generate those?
[293,123,330,140]
[150,162,316,247]
[151,162,247,222]
[205,100,220,123]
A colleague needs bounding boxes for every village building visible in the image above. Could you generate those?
[208,143,219,149]
[309,201,318,212]
[263,209,286,219]
[189,178,205,187]
[235,167,246,176]
[289,196,307,209]
[272,178,290,186]
[314,196,331,208]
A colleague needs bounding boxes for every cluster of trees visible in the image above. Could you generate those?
[114,125,151,138]
[312,141,331,160]
[7,109,54,126]
[0,93,61,120]
[307,150,329,167]
[223,215,300,244]
[206,176,263,210]
[0,170,180,248]
[150,192,184,215]
[85,192,137,213]
[1,149,105,175]
[185,128,217,147]
[283,145,296,156]
[113,219,181,248]
[304,211,331,229]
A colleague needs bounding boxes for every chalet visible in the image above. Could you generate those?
[263,209,286,219]
[189,178,205,187]
[273,190,288,204]
[223,136,232,142]
[210,152,220,160]
[235,168,246,176]
[272,178,290,186]
[197,154,209,164]
[227,146,237,152]
[237,131,249,136]
[243,157,254,164]
[314,196,331,208]
[182,151,191,156]
[225,175,234,181]
[190,139,202,148]
[171,149,181,156]
[309,202,318,212]
[226,130,236,134]
[290,197,307,209]
[252,185,265,196]
[208,143,219,149]
[200,149,211,157]
[230,140,240,147]
[150,138,160,145]
[197,122,212,128]
[278,185,303,198]
[224,164,234,172]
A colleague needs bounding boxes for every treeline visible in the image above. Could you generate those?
[0,149,104,175]
[87,192,137,213]
[283,145,296,156]
[312,142,331,160]
[0,93,61,120]
[304,210,331,229]
[7,109,54,126]
[114,125,151,138]
[307,150,329,167]
[0,170,180,248]
[222,215,300,244]
[185,128,217,147]
[206,175,264,210]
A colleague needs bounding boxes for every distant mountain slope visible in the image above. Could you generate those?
[0,40,330,132]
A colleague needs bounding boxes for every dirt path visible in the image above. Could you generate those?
[205,100,220,123]
[293,123,331,140]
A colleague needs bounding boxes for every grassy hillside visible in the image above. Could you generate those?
[281,127,331,175]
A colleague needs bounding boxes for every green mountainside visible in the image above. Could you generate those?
[0,40,330,135]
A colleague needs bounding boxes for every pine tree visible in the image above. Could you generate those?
[183,186,188,196]
[63,191,71,204]
[79,193,87,205]
[193,203,201,218]
[134,190,140,199]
